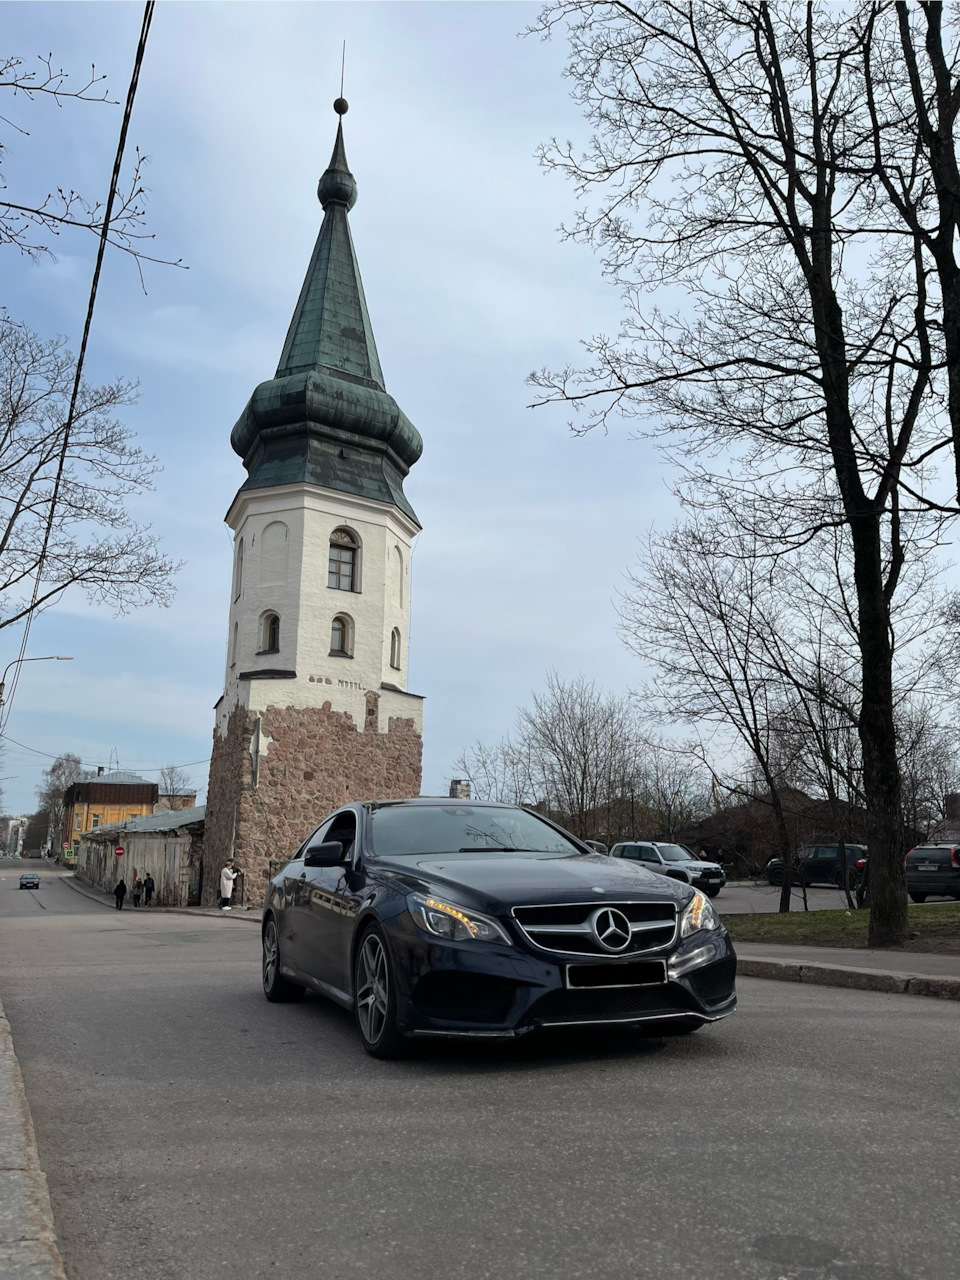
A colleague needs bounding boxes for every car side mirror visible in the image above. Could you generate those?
[304,841,344,868]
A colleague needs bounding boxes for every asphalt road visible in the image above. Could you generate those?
[718,880,853,913]
[0,861,957,1280]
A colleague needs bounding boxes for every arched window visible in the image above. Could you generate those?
[259,612,280,653]
[233,538,244,601]
[230,621,239,666]
[390,627,401,669]
[328,528,360,592]
[330,614,353,657]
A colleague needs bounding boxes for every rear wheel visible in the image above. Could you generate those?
[262,917,305,1003]
[703,888,720,898]
[909,893,927,904]
[768,868,784,886]
[353,925,405,1059]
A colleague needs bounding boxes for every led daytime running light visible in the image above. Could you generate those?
[424,897,481,937]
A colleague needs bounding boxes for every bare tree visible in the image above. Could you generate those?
[0,51,176,268]
[455,672,646,840]
[529,1,960,944]
[35,751,82,851]
[0,320,178,631]
[158,764,193,801]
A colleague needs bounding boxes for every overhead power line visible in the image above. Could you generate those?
[1,1,156,731]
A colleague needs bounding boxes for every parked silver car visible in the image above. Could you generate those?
[609,842,726,897]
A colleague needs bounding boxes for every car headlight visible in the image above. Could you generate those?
[680,890,720,938]
[408,894,512,945]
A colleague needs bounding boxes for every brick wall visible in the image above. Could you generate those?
[202,694,422,906]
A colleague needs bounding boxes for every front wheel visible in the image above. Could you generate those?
[262,917,305,1003]
[703,888,720,899]
[353,925,405,1059]
[768,868,784,886]
[909,892,927,904]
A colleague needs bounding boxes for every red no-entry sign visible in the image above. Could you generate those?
[114,846,125,857]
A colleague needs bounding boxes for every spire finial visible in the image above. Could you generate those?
[317,81,357,211]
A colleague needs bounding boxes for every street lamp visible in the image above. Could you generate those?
[0,656,73,707]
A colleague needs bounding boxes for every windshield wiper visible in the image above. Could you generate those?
[458,845,520,852]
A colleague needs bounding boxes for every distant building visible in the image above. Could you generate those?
[77,806,206,906]
[62,769,159,847]
[0,815,30,855]
[155,791,199,813]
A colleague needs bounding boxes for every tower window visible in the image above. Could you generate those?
[328,528,360,592]
[233,538,244,601]
[330,614,354,657]
[390,627,401,669]
[259,612,280,653]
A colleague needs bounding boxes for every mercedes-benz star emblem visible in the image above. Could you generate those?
[590,906,632,953]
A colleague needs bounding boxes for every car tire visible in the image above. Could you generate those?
[768,868,784,886]
[703,888,720,898]
[353,924,405,1060]
[261,917,305,1003]
[908,893,927,904]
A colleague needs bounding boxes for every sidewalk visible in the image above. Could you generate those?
[737,942,960,1000]
[0,995,66,1279]
[60,873,261,923]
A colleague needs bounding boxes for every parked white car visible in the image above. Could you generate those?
[608,842,726,897]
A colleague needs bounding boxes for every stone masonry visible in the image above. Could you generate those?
[202,695,422,906]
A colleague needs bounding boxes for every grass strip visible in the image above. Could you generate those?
[723,901,960,948]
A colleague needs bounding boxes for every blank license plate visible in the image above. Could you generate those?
[917,864,938,871]
[566,959,667,989]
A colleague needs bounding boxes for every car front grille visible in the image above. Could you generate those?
[528,985,691,1025]
[512,901,678,956]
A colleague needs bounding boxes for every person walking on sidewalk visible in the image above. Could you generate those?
[131,877,143,909]
[219,859,239,911]
[114,879,127,911]
[143,874,155,907]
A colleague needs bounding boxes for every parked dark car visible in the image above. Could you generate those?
[261,799,737,1058]
[608,842,726,897]
[765,844,867,889]
[19,872,40,890]
[905,845,960,903]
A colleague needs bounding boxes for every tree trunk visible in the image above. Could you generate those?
[850,512,908,945]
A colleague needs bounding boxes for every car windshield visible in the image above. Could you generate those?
[656,844,697,863]
[367,805,582,857]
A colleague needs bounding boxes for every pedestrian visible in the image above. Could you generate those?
[143,873,155,907]
[219,859,239,911]
[131,877,143,909]
[114,879,127,911]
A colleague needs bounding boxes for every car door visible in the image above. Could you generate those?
[637,844,664,876]
[296,809,357,996]
[282,820,332,973]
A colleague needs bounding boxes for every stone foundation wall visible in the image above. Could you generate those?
[202,693,422,906]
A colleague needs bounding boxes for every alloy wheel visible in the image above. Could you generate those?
[355,933,389,1045]
[262,920,279,992]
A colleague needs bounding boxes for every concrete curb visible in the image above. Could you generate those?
[738,957,960,1000]
[59,873,261,924]
[0,995,67,1279]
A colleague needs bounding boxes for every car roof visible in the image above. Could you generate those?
[363,797,538,809]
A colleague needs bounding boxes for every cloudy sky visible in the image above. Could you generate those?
[2,1,672,819]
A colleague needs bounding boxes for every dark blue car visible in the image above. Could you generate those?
[261,798,737,1058]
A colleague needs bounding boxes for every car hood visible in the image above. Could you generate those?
[375,850,692,911]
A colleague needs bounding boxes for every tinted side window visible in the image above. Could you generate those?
[296,819,333,860]
[638,845,659,863]
[619,845,640,860]
[325,811,357,859]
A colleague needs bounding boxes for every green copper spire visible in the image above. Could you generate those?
[274,113,385,387]
[230,100,422,525]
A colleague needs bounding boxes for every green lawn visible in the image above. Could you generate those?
[723,901,960,949]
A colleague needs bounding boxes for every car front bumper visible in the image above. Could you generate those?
[382,915,737,1039]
